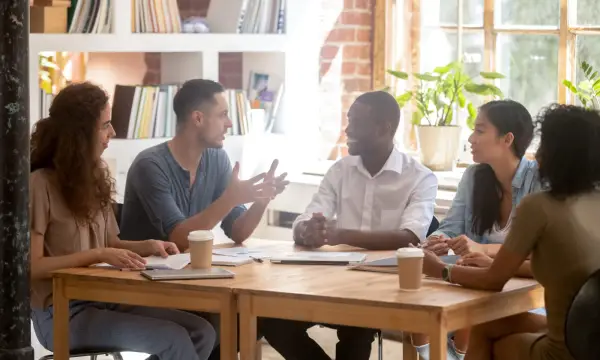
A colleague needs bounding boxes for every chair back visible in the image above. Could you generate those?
[112,203,123,229]
[426,216,440,237]
[565,268,600,360]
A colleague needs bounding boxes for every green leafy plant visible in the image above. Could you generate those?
[387,61,505,129]
[563,61,600,110]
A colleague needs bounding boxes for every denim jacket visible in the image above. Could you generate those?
[432,158,542,244]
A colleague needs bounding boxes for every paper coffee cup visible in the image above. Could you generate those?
[396,248,424,291]
[188,230,213,269]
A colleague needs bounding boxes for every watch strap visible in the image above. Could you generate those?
[442,264,454,283]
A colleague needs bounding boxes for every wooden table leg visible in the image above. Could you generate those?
[220,295,238,360]
[238,294,257,360]
[52,277,69,360]
[402,332,419,360]
[429,326,448,360]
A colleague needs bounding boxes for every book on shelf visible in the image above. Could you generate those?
[39,89,55,119]
[247,71,283,133]
[111,85,274,139]
[111,84,179,139]
[68,0,112,34]
[206,0,286,34]
[132,0,182,33]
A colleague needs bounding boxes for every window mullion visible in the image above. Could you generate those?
[558,0,569,103]
[484,0,495,72]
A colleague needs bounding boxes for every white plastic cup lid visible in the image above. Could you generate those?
[188,230,214,242]
[396,247,424,259]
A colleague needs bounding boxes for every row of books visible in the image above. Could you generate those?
[65,0,286,34]
[111,85,274,139]
[207,0,286,34]
[133,0,182,33]
[39,89,55,119]
[68,0,112,34]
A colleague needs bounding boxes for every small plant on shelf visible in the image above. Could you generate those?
[563,61,600,110]
[387,61,505,170]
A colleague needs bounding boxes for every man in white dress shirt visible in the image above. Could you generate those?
[259,91,438,360]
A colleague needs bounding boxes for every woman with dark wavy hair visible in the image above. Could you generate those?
[30,82,216,360]
[413,99,543,360]
[420,104,600,359]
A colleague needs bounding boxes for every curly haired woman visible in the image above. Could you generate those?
[420,104,600,360]
[30,82,216,360]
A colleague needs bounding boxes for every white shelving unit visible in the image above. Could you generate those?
[28,0,322,136]
[28,0,323,204]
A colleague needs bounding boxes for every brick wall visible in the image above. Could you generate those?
[143,0,374,158]
[320,0,373,158]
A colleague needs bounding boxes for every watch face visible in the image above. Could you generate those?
[442,266,450,281]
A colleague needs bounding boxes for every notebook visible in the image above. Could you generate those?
[140,268,235,281]
[94,253,191,270]
[269,251,367,265]
[350,255,460,274]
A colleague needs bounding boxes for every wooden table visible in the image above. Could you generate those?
[50,239,295,360]
[234,263,544,360]
[51,240,543,360]
[51,267,239,360]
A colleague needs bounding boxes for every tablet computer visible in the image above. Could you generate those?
[140,268,235,281]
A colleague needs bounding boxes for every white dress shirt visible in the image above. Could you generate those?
[292,148,438,241]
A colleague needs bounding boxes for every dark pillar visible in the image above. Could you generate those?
[0,1,33,360]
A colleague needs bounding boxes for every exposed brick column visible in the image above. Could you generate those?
[320,0,374,159]
[143,0,243,88]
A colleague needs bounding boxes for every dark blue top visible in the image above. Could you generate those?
[119,142,246,241]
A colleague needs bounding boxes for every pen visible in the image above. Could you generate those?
[250,256,264,263]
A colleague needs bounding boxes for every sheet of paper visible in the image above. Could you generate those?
[212,247,271,259]
[94,253,191,270]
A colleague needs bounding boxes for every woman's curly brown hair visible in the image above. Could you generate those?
[31,82,116,224]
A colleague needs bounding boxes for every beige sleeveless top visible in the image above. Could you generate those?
[29,169,118,309]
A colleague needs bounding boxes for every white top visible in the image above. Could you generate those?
[292,148,438,241]
[487,217,513,244]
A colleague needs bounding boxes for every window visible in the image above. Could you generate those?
[374,0,600,159]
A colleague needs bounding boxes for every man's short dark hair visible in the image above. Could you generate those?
[355,90,401,133]
[173,79,225,124]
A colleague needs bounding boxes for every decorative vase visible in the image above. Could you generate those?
[416,125,462,171]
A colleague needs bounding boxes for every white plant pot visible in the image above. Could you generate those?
[416,125,462,171]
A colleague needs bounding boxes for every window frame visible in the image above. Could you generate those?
[373,0,600,160]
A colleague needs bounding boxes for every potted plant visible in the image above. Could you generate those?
[387,61,504,171]
[563,61,600,110]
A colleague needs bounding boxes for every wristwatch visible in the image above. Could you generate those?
[442,264,454,283]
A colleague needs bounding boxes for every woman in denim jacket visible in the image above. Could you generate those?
[413,99,545,360]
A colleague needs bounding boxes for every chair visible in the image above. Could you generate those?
[113,202,124,228]
[39,350,124,360]
[565,268,600,360]
[374,216,440,360]
[39,204,127,360]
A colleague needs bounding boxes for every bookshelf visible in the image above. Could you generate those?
[29,0,321,202]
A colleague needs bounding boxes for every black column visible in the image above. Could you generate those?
[0,1,33,360]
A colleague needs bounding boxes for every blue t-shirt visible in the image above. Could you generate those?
[119,142,246,241]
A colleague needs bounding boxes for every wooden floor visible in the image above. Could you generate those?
[60,326,405,360]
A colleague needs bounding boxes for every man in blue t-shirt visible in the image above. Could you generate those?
[120,79,288,249]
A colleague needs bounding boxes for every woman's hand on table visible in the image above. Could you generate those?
[458,252,493,268]
[409,244,445,278]
[99,248,146,269]
[145,240,180,257]
[447,235,484,256]
[422,235,450,255]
